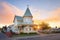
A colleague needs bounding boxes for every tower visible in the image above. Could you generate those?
[23,6,33,25]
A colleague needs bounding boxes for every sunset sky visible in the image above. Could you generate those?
[0,0,60,28]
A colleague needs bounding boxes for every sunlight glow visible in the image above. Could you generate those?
[49,22,60,28]
[0,2,60,28]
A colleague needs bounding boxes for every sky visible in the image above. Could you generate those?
[0,0,60,28]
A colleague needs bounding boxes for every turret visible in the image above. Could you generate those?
[23,6,33,24]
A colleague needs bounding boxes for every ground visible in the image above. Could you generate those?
[11,33,60,40]
[0,32,11,40]
[0,32,60,40]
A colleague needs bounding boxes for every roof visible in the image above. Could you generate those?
[15,16,23,20]
[23,7,32,17]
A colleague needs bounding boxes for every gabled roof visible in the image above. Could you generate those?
[23,7,32,17]
[15,16,23,20]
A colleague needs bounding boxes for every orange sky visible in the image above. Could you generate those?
[0,2,60,28]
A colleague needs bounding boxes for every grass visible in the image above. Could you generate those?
[12,32,38,37]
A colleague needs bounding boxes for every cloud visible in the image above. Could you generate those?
[7,3,24,16]
[45,8,60,22]
[31,7,60,28]
[30,6,53,20]
[30,6,60,22]
[0,2,60,28]
[0,2,23,25]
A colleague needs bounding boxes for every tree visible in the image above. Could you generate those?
[39,22,51,30]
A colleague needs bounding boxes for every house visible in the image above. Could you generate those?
[11,6,36,34]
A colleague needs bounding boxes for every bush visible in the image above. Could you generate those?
[39,22,51,30]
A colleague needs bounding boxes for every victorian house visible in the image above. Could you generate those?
[11,6,36,34]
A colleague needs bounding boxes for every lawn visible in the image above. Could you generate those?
[12,32,38,37]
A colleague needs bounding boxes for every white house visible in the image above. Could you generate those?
[11,6,36,34]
